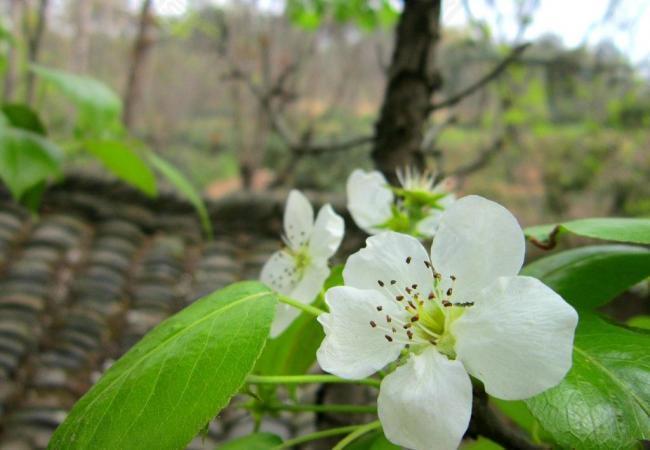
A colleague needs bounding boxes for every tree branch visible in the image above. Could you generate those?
[468,386,548,450]
[429,43,530,111]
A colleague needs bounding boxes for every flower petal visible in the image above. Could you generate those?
[284,190,314,249]
[309,204,345,260]
[260,250,298,295]
[270,263,330,338]
[378,348,472,450]
[415,209,444,237]
[453,276,579,400]
[317,286,405,379]
[347,169,393,234]
[344,231,434,302]
[430,195,525,300]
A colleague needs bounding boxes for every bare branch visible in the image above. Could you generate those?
[429,43,530,112]
[447,135,505,178]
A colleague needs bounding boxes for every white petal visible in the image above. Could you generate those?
[378,348,472,450]
[260,250,298,295]
[270,263,330,338]
[453,276,579,400]
[430,195,525,301]
[347,169,393,234]
[415,209,444,237]
[344,231,434,301]
[284,190,314,249]
[309,204,345,260]
[317,286,405,379]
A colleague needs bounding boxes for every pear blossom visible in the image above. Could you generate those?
[261,190,344,337]
[346,167,455,238]
[317,195,578,450]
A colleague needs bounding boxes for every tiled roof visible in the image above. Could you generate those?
[0,176,361,449]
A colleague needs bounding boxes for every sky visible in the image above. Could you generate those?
[151,0,650,66]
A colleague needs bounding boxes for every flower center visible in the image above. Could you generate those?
[369,256,474,359]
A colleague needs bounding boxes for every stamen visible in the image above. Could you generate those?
[390,280,396,285]
[428,292,435,300]
[412,284,418,289]
[446,287,453,296]
[411,315,419,322]
[424,260,431,269]
[395,295,404,301]
[386,315,392,323]
[450,275,456,281]
[376,305,383,311]
[385,335,393,342]
[370,320,377,328]
[378,280,385,287]
[406,256,412,264]
[407,330,414,340]
[442,300,452,307]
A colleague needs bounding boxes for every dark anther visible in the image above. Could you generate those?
[405,287,412,294]
[385,335,393,342]
[411,315,420,322]
[378,280,385,287]
[450,275,456,281]
[390,280,396,285]
[424,261,431,268]
[407,330,414,340]
[446,288,453,296]
[408,300,416,309]
[376,305,383,311]
[412,284,418,289]
[428,292,435,300]
[442,300,452,307]
[406,256,412,264]
[386,315,392,323]
[396,295,404,301]
[434,273,442,280]
[370,320,377,328]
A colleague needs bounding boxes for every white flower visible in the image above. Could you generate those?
[346,168,455,238]
[317,195,578,450]
[261,190,344,337]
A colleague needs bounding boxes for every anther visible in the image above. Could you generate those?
[370,320,377,328]
[385,335,393,342]
[424,261,431,269]
[450,275,456,281]
[386,315,392,323]
[412,284,418,289]
[396,295,404,301]
[428,292,435,300]
[434,273,442,280]
[408,300,416,309]
[447,288,453,296]
[378,280,385,287]
[390,280,396,285]
[376,305,383,311]
[407,330,414,340]
[442,300,452,307]
[406,256,412,264]
[405,287,412,294]
[411,315,420,322]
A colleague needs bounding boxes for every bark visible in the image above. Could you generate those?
[371,0,442,181]
[122,0,155,130]
[25,0,50,105]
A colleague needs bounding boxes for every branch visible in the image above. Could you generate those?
[447,135,505,178]
[468,386,548,450]
[429,43,530,111]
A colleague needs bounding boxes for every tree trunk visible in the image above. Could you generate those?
[122,0,155,130]
[2,0,22,102]
[25,0,50,105]
[70,0,92,73]
[371,0,442,180]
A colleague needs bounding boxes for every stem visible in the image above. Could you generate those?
[247,374,381,389]
[265,403,377,414]
[272,424,370,449]
[278,295,326,316]
[332,420,382,450]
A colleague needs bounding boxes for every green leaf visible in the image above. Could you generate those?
[460,437,503,450]
[219,432,282,449]
[346,430,400,450]
[0,126,62,200]
[526,314,650,449]
[522,245,650,310]
[148,152,213,239]
[31,64,122,136]
[84,140,157,197]
[628,315,650,330]
[255,265,342,377]
[525,218,650,248]
[49,281,277,450]
[1,103,47,135]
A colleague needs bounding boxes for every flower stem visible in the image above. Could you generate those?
[332,420,382,450]
[278,295,326,316]
[265,403,377,414]
[246,374,381,389]
[272,424,373,449]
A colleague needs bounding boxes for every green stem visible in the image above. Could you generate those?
[265,403,377,414]
[278,295,326,316]
[246,374,381,388]
[272,424,370,449]
[332,420,382,450]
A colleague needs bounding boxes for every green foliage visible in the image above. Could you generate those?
[1,104,47,135]
[256,265,343,377]
[148,152,213,239]
[346,430,400,449]
[525,314,650,450]
[526,218,650,247]
[628,315,650,330]
[286,0,398,31]
[31,65,123,137]
[49,281,277,450]
[84,140,157,197]
[0,126,62,202]
[522,245,650,310]
[219,432,283,449]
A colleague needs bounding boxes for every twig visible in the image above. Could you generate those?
[468,386,548,450]
[429,43,530,111]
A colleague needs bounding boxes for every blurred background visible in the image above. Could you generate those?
[2,0,649,225]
